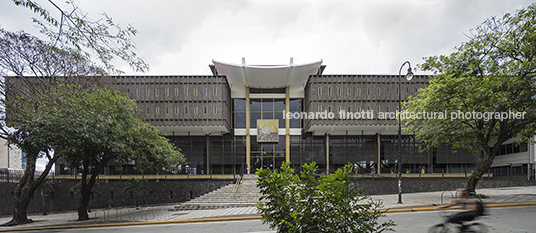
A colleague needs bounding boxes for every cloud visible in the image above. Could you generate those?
[1,0,534,76]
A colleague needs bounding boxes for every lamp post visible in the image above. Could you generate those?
[398,61,413,204]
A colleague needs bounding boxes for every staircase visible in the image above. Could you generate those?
[172,174,262,210]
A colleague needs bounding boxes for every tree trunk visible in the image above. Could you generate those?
[77,159,91,221]
[2,154,58,226]
[466,150,496,192]
[41,190,47,215]
[77,161,102,221]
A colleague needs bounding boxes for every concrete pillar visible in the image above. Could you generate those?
[326,134,330,175]
[285,86,290,163]
[377,133,381,174]
[246,87,251,174]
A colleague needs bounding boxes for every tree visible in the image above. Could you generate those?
[54,85,184,221]
[36,178,55,215]
[2,83,82,225]
[403,3,536,191]
[10,0,149,74]
[256,162,394,233]
[1,0,149,225]
[123,178,151,209]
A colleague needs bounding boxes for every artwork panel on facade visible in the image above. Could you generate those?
[257,119,279,142]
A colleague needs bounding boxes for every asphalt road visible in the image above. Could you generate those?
[21,205,535,233]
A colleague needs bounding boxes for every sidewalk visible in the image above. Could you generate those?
[1,186,535,232]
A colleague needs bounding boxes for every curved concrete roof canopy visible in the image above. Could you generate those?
[212,58,323,89]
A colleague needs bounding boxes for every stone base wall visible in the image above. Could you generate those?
[0,179,233,217]
[0,178,534,217]
[354,178,536,195]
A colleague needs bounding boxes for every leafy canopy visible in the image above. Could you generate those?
[11,0,149,74]
[256,162,394,233]
[404,3,536,153]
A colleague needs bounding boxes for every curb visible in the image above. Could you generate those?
[384,202,536,213]
[1,202,535,232]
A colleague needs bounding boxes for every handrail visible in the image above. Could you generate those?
[232,163,246,193]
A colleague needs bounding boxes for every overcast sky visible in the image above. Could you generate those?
[1,0,534,170]
[1,0,534,77]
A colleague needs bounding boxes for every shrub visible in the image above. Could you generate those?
[256,162,395,233]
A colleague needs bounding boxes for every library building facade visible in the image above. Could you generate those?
[114,58,535,176]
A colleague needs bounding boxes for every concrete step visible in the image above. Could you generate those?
[180,175,262,206]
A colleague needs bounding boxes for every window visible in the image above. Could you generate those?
[175,88,178,96]
[377,88,380,95]
[156,107,159,115]
[328,88,331,95]
[357,106,361,112]
[165,88,169,96]
[347,106,351,112]
[155,89,159,97]
[367,88,370,95]
[328,106,332,112]
[204,88,207,96]
[184,107,188,114]
[136,89,140,96]
[213,88,217,96]
[175,106,178,115]
[194,88,198,96]
[318,87,322,95]
[338,88,341,95]
[357,88,361,95]
[416,88,419,93]
[204,106,207,114]
[396,88,399,96]
[184,88,188,96]
[194,106,198,114]
[146,88,150,96]
[338,106,341,113]
[146,106,150,114]
[165,106,169,115]
[213,106,217,114]
[406,87,408,94]
[386,88,389,95]
[347,87,351,95]
[386,106,389,112]
[318,105,322,112]
[377,106,380,113]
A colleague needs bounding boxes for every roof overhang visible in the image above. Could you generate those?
[212,59,323,89]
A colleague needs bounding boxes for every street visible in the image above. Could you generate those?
[21,206,535,233]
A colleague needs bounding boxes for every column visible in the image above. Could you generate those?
[377,133,381,174]
[246,87,251,174]
[206,134,210,175]
[326,133,330,175]
[285,86,290,163]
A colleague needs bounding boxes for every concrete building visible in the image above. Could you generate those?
[111,58,535,177]
[0,138,25,170]
[4,58,534,178]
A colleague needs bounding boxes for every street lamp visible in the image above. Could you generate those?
[398,61,413,204]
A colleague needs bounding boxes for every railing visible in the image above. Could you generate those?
[232,163,246,193]
[0,169,55,183]
[49,173,236,181]
[94,207,164,222]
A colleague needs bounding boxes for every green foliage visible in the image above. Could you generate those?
[256,162,394,233]
[70,182,102,197]
[123,178,151,208]
[11,0,149,73]
[403,3,536,190]
[123,178,150,193]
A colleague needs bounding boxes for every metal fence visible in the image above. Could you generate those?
[0,169,55,183]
